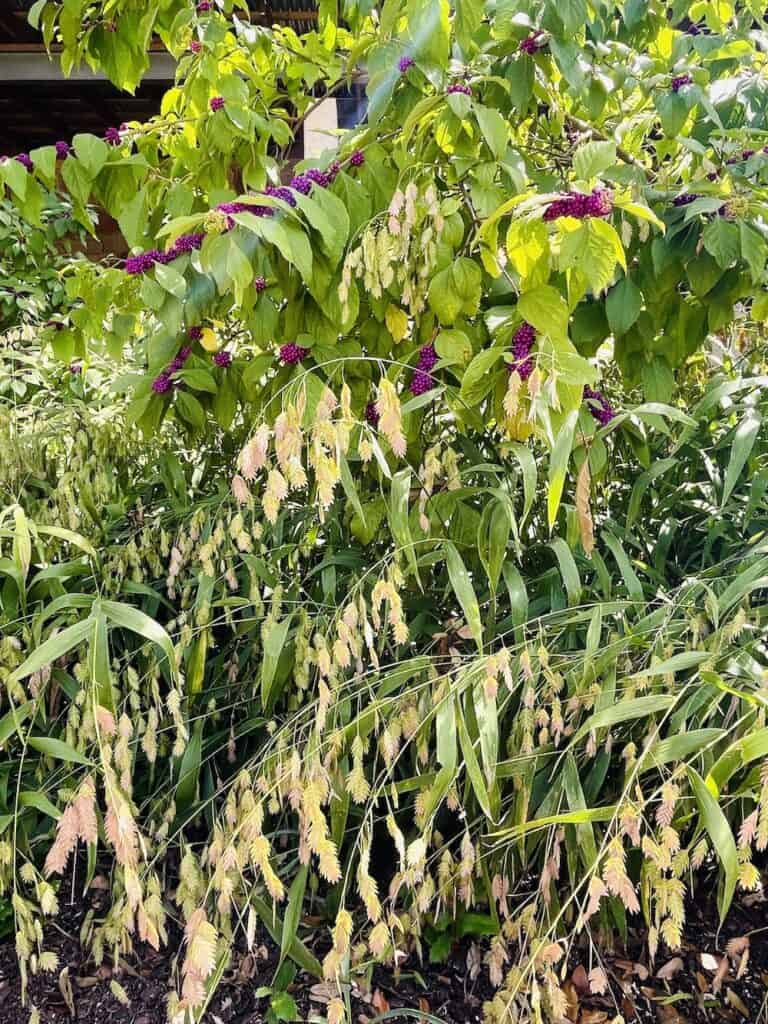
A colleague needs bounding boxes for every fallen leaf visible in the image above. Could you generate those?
[725,988,749,1017]
[588,966,609,995]
[572,964,589,995]
[372,989,390,1015]
[579,1012,608,1024]
[656,957,684,981]
[713,957,729,994]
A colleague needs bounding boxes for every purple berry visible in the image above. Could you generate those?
[197,1,212,10]
[190,40,201,53]
[512,322,536,359]
[671,74,692,93]
[584,385,615,425]
[213,350,232,367]
[289,173,313,194]
[672,193,699,207]
[254,276,266,292]
[55,141,71,159]
[584,188,613,217]
[326,160,341,182]
[365,401,380,426]
[104,127,121,146]
[264,184,297,207]
[519,31,546,54]
[279,343,310,365]
[417,344,438,372]
[398,56,414,73]
[210,96,225,112]
[188,326,203,341]
[15,153,33,172]
[410,370,433,395]
[152,373,172,394]
[447,83,472,96]
[70,362,82,375]
[305,167,330,187]
[349,150,365,168]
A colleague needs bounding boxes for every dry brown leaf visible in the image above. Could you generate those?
[713,956,729,994]
[572,964,589,995]
[576,457,594,557]
[579,1012,608,1024]
[561,979,579,1022]
[371,989,390,1015]
[725,988,750,1017]
[58,967,75,1018]
[656,956,684,980]
[695,971,708,993]
[588,965,609,995]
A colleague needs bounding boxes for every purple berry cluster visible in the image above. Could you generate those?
[125,232,205,275]
[152,345,193,394]
[349,150,365,168]
[124,161,340,276]
[14,153,33,172]
[447,83,472,96]
[190,40,202,53]
[213,349,232,367]
[410,343,438,395]
[543,188,613,222]
[188,325,203,340]
[508,322,536,380]
[672,193,700,207]
[209,96,225,112]
[104,126,122,146]
[398,56,414,73]
[254,276,266,292]
[55,141,71,159]
[584,385,615,425]
[279,343,310,365]
[519,31,546,54]
[671,74,692,93]
[365,401,379,426]
[197,1,212,11]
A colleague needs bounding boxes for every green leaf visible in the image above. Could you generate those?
[101,600,177,678]
[477,497,511,594]
[154,262,187,300]
[72,134,110,178]
[459,347,503,406]
[687,767,738,921]
[518,285,569,341]
[702,218,740,269]
[549,537,581,606]
[626,650,708,681]
[261,617,293,709]
[457,704,494,820]
[0,701,35,748]
[279,864,308,969]
[721,411,761,506]
[444,541,483,651]
[251,895,322,978]
[475,105,508,159]
[28,736,93,766]
[570,695,676,746]
[18,791,62,820]
[389,468,419,579]
[547,410,578,529]
[606,276,642,336]
[9,619,92,684]
[428,266,463,325]
[176,723,202,810]
[573,140,616,181]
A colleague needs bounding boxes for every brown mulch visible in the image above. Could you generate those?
[0,879,767,1023]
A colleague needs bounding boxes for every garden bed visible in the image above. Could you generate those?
[1,877,766,1024]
